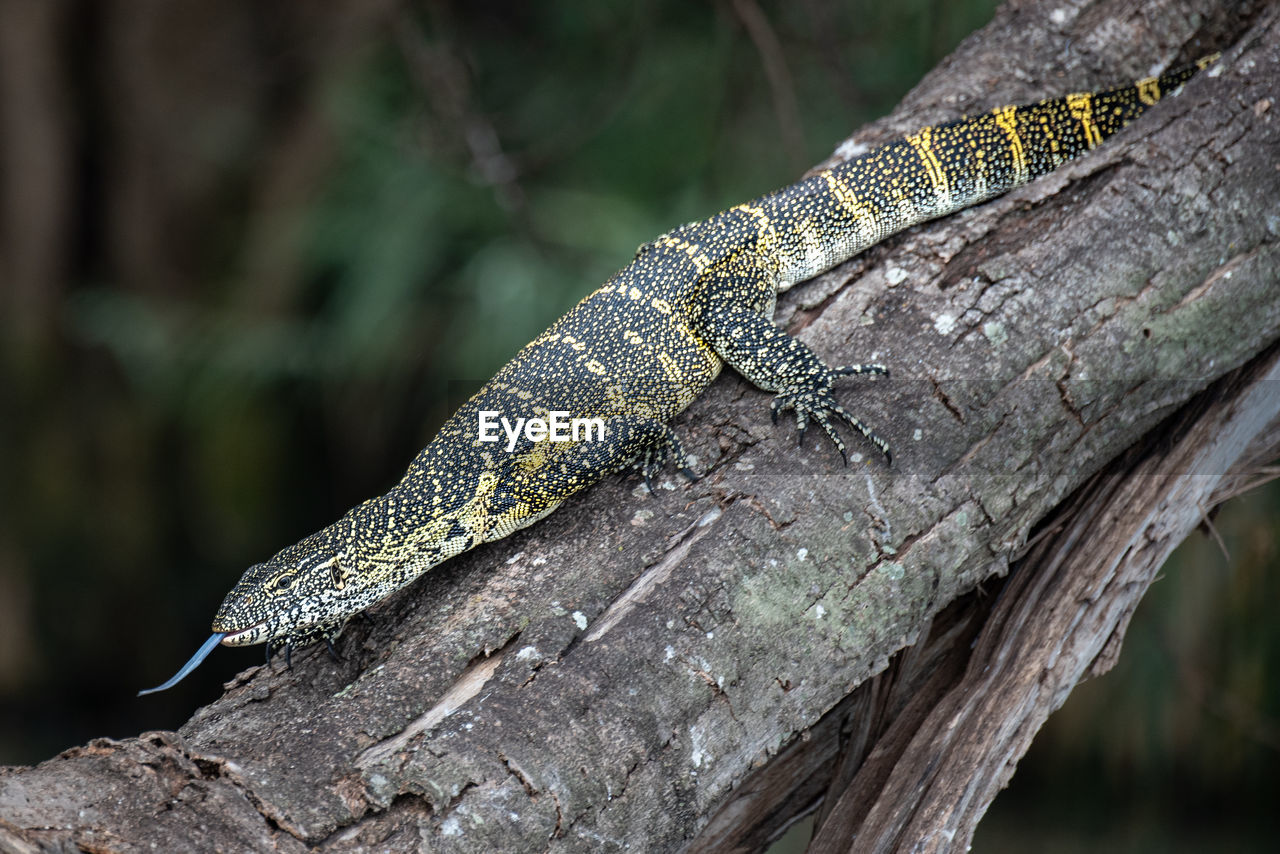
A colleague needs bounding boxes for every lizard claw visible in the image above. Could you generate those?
[771,378,891,464]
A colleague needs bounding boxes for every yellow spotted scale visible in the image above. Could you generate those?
[140,55,1216,695]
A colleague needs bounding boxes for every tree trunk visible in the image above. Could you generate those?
[2,0,1277,852]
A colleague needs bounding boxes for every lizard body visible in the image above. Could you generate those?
[140,55,1216,695]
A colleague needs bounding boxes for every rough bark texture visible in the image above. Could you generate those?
[2,0,1278,851]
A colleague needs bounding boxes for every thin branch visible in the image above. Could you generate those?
[730,0,807,169]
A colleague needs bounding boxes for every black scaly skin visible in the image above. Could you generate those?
[146,58,1217,683]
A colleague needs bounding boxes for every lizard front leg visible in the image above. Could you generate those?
[559,414,697,490]
[620,418,698,490]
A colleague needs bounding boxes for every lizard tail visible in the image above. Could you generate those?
[766,54,1219,289]
[1002,52,1221,179]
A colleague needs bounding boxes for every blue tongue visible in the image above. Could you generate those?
[137,632,227,696]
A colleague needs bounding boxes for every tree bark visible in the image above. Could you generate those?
[2,0,1277,852]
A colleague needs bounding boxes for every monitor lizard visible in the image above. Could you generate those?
[139,53,1218,695]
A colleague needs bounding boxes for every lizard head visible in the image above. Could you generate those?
[138,543,361,695]
[211,546,360,648]
[210,495,482,648]
[139,497,478,695]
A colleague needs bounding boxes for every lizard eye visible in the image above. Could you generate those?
[273,574,295,592]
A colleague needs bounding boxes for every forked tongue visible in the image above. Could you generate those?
[137,632,227,696]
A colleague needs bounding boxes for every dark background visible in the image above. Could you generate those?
[0,1,1275,850]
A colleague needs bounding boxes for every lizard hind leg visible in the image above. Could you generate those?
[771,388,892,465]
[706,307,891,465]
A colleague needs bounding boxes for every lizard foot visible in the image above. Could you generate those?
[628,423,698,492]
[266,617,348,668]
[770,368,891,465]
